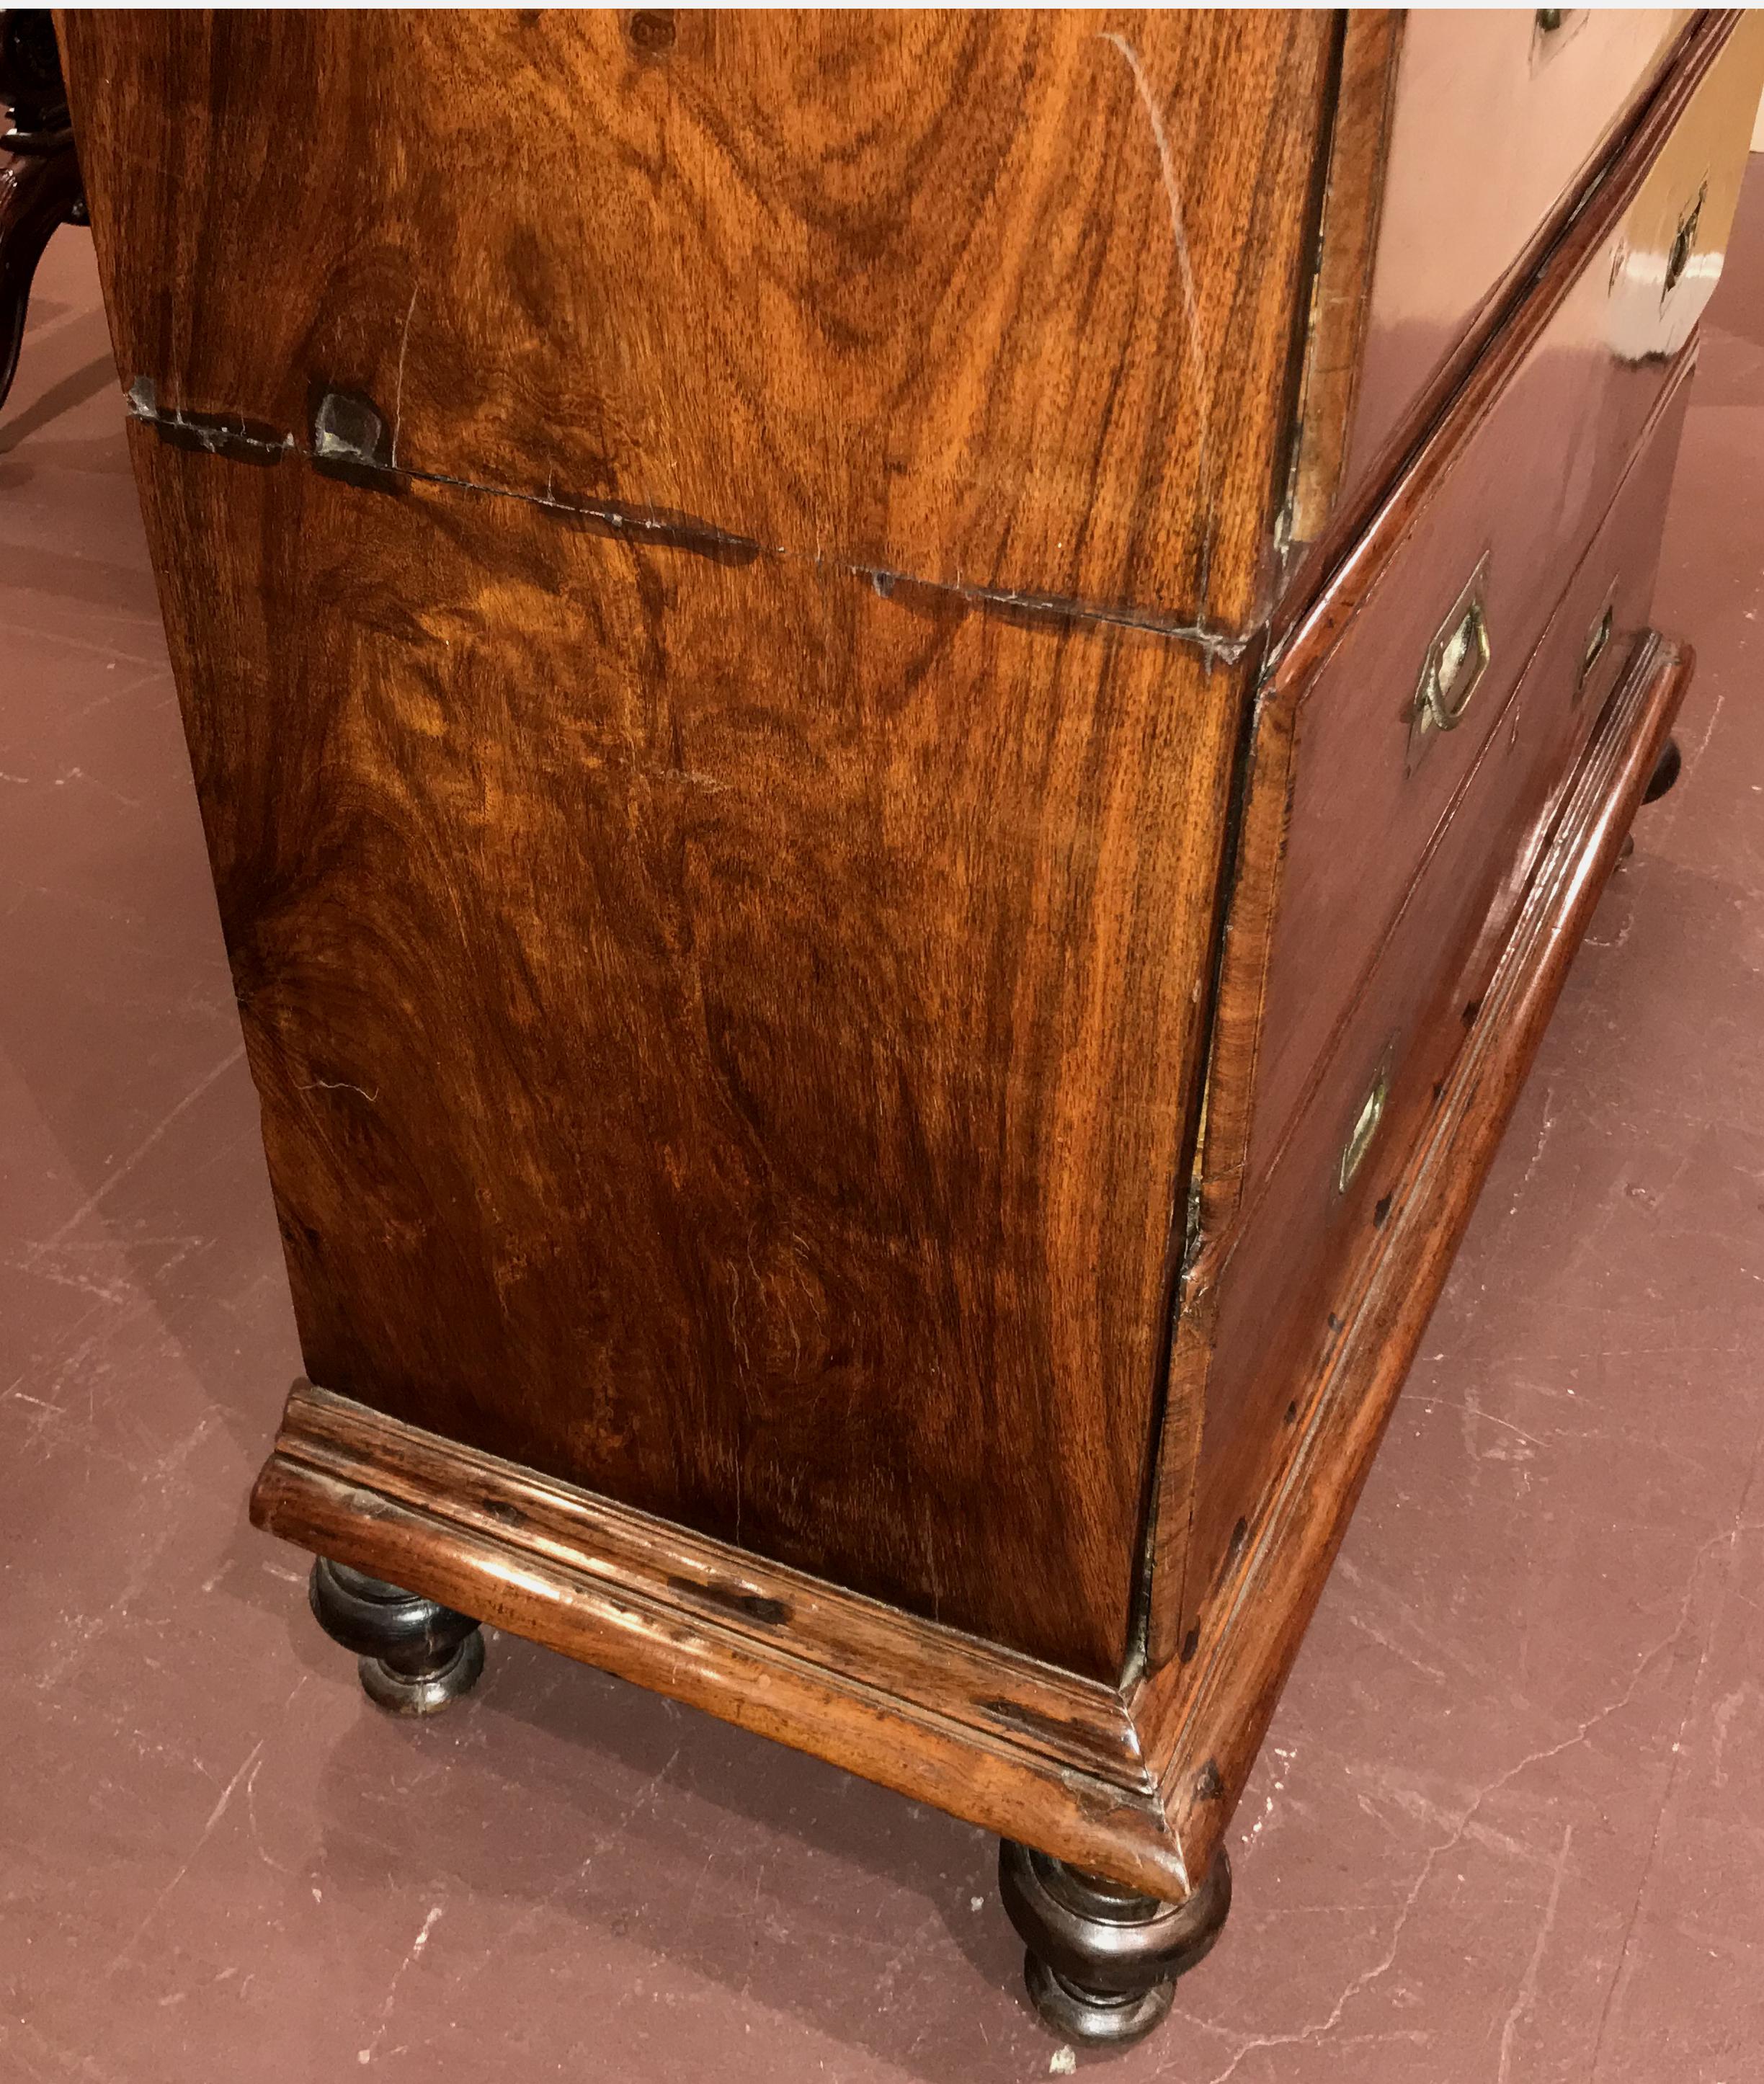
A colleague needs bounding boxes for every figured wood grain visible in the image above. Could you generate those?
[118,422,1250,1681]
[1136,631,1694,1865]
[55,6,1348,1689]
[60,6,1742,1931]
[59,7,1336,638]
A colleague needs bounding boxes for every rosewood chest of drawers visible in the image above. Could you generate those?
[58,7,1764,2046]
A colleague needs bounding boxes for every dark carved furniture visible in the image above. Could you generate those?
[58,8,1763,2047]
[0,10,82,409]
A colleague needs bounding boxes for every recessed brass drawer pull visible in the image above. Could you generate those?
[1579,600,1613,695]
[1338,1067,1389,1193]
[1409,558,1492,766]
[1664,183,1706,300]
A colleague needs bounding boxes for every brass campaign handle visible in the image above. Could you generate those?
[1415,576,1492,738]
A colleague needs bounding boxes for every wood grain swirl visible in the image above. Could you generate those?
[61,8,1335,636]
[125,424,1250,1678]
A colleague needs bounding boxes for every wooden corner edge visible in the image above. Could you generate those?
[1130,628,1694,1876]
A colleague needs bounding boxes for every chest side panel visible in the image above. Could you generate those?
[115,423,1255,1680]
[61,7,1334,636]
[58,9,1348,1683]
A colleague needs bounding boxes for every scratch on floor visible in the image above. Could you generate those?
[50,764,144,810]
[107,1737,265,1974]
[1340,1606,1448,1684]
[1690,680,1727,765]
[1495,1823,1573,2084]
[11,2018,131,2084]
[456,1740,685,1992]
[27,1044,245,1259]
[1242,1742,1299,1852]
[358,1903,444,2065]
[1708,1678,1763,1787]
[1407,1397,1549,1461]
[1587,1430,1764,2080]
[1190,1513,1727,2084]
[35,1413,217,1688]
[1585,904,1636,952]
[1506,1081,1559,1220]
[4,1250,135,1308]
[1367,1784,1550,1872]
[242,1700,306,1875]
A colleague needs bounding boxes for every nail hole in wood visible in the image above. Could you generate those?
[629,9,675,53]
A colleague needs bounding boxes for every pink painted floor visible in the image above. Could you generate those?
[5,161,1764,2084]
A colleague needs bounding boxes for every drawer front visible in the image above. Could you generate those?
[1250,19,1760,1189]
[1347,7,1688,484]
[1183,374,1690,1629]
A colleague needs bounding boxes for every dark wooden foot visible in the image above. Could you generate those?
[0,141,85,408]
[1642,734,1681,804]
[1,11,87,410]
[997,1840,1231,2046]
[308,1557,485,1714]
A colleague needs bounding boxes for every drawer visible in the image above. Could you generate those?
[1347,7,1688,483]
[1250,19,1759,1190]
[1183,370,1691,1631]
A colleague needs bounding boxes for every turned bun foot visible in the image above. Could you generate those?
[997,1840,1231,2047]
[308,1557,485,1714]
[1643,734,1681,804]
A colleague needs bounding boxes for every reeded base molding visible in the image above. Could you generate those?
[252,1376,1193,1895]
